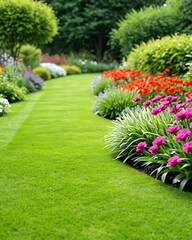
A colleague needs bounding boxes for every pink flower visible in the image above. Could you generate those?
[167,156,180,167]
[190,122,192,128]
[151,95,163,103]
[167,125,180,134]
[151,106,162,115]
[142,100,151,108]
[136,141,147,152]
[183,141,192,153]
[175,128,191,141]
[175,111,187,120]
[171,96,180,102]
[148,145,159,153]
[133,95,141,102]
[152,136,166,146]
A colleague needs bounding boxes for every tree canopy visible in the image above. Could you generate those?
[42,0,165,61]
[0,0,58,60]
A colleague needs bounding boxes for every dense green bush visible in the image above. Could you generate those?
[61,65,81,75]
[111,5,179,56]
[93,88,138,119]
[33,66,51,81]
[0,75,26,103]
[20,45,42,69]
[126,34,192,75]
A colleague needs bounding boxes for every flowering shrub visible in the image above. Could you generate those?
[106,93,192,190]
[22,69,44,92]
[41,54,67,65]
[40,63,66,78]
[0,95,10,116]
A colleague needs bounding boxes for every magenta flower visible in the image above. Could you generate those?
[175,128,191,141]
[136,141,147,152]
[171,96,180,102]
[133,95,141,102]
[167,125,180,134]
[151,106,162,115]
[159,102,169,111]
[148,145,159,153]
[142,100,151,108]
[151,95,163,103]
[152,136,166,146]
[170,105,177,114]
[175,111,187,120]
[175,103,185,111]
[185,108,192,118]
[183,141,192,153]
[167,156,180,167]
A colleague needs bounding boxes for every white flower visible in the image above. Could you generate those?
[40,63,66,78]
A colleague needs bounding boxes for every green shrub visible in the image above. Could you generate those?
[32,66,51,81]
[4,64,26,88]
[91,77,115,96]
[0,75,26,103]
[61,65,81,75]
[111,5,179,56]
[93,88,138,119]
[126,34,192,75]
[20,44,42,69]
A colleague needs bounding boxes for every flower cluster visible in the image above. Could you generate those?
[40,63,66,78]
[0,96,10,116]
[41,54,67,65]
[102,69,143,82]
[119,69,192,97]
[22,69,44,92]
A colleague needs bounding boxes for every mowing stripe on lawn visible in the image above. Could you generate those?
[0,74,192,240]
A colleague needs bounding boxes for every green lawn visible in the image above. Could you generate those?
[0,74,192,240]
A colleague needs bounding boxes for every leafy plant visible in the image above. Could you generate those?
[0,95,10,116]
[127,34,192,75]
[20,45,42,69]
[61,65,81,75]
[93,88,138,119]
[91,76,115,96]
[32,66,51,81]
[0,75,26,103]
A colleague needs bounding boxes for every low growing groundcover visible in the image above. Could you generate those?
[1,74,192,240]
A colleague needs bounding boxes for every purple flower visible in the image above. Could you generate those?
[148,145,159,153]
[171,96,180,102]
[175,111,187,120]
[136,141,147,152]
[133,95,141,102]
[164,96,173,102]
[183,141,192,153]
[167,125,180,134]
[152,136,166,146]
[167,156,180,167]
[142,100,151,108]
[151,106,162,115]
[175,128,191,141]
[151,95,163,103]
[159,102,169,111]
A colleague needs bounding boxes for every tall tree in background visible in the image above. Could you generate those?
[43,0,165,61]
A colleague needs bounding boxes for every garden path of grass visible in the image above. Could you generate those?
[0,74,192,240]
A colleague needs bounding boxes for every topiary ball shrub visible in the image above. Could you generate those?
[33,66,51,81]
[61,65,81,75]
[126,34,192,75]
[93,88,138,119]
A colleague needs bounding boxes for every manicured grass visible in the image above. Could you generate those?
[0,74,192,240]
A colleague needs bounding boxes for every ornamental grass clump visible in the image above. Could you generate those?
[106,94,192,191]
[93,88,138,119]
[91,76,115,96]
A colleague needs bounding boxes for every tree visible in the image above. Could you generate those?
[0,0,58,61]
[42,0,165,61]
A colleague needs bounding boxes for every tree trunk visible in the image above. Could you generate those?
[94,35,104,62]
